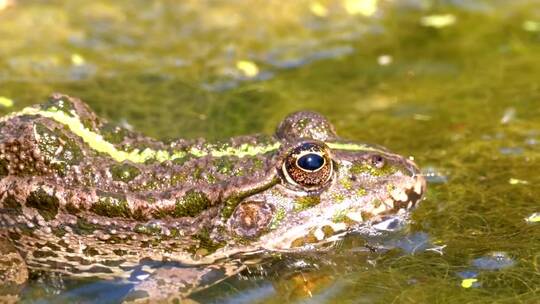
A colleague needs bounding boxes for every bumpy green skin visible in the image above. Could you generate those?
[0,94,426,302]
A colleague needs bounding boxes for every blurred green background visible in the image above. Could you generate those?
[1,0,539,303]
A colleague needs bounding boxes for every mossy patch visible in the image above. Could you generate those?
[294,195,321,211]
[214,156,236,175]
[2,194,22,214]
[332,209,348,223]
[270,207,286,230]
[188,228,225,256]
[35,123,83,169]
[111,163,140,183]
[173,190,210,217]
[134,223,163,235]
[100,123,131,145]
[90,193,131,218]
[41,95,76,117]
[350,161,396,177]
[26,188,59,221]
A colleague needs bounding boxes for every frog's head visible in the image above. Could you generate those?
[225,111,426,251]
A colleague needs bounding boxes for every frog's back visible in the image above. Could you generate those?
[0,94,278,279]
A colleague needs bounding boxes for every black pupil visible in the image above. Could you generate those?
[297,153,325,171]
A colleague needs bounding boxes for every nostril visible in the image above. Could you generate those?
[371,155,385,169]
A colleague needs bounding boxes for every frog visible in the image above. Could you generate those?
[0,93,426,303]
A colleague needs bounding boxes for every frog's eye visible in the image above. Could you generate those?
[282,142,333,189]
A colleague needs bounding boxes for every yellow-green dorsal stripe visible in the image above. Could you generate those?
[326,142,385,154]
[1,106,385,163]
[3,107,280,163]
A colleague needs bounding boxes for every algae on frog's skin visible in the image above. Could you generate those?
[110,163,140,182]
[294,195,321,211]
[270,207,286,230]
[350,161,396,177]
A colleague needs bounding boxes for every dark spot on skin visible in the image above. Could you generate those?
[58,239,70,248]
[65,202,80,214]
[74,218,101,235]
[0,159,8,177]
[26,189,60,221]
[111,163,141,183]
[45,242,60,251]
[113,249,128,256]
[51,226,66,237]
[173,190,210,217]
[33,250,58,258]
[2,195,22,214]
[8,232,21,241]
[105,236,126,245]
[83,246,100,257]
[102,259,126,267]
[65,256,92,265]
[85,266,114,274]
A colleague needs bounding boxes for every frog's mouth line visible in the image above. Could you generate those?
[263,175,426,251]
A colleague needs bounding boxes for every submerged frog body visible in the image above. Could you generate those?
[0,94,425,302]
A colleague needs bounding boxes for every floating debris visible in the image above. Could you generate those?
[508,178,529,185]
[310,1,328,17]
[457,271,480,288]
[422,167,448,184]
[472,252,515,270]
[343,0,378,16]
[500,107,516,124]
[461,278,479,288]
[71,53,86,66]
[0,96,14,108]
[525,212,540,223]
[420,14,456,28]
[385,232,434,254]
[525,137,538,146]
[413,113,432,121]
[236,60,259,78]
[499,147,524,156]
[377,54,392,66]
[523,20,540,32]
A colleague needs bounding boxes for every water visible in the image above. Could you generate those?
[1,0,540,302]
